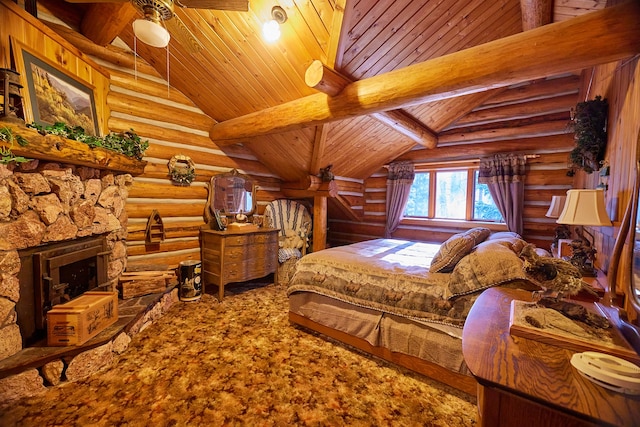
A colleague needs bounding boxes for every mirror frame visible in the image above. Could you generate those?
[627,132,640,317]
[204,169,256,225]
[603,131,640,355]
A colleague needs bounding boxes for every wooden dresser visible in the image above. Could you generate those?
[200,228,279,301]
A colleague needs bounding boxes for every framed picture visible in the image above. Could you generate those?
[12,39,100,136]
[213,209,226,231]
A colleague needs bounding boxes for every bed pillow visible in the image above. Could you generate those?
[487,231,521,241]
[464,227,491,245]
[429,232,476,273]
[446,238,530,299]
[535,247,552,257]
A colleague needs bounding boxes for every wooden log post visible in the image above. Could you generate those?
[313,195,328,252]
[520,0,553,31]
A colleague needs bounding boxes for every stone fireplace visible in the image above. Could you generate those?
[0,123,178,404]
[0,160,131,360]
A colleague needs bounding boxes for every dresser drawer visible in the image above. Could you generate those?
[224,235,251,246]
[253,233,278,244]
[223,246,245,262]
[222,259,268,282]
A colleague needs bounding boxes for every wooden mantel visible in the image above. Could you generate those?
[0,121,147,175]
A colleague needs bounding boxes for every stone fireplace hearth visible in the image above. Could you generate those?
[0,150,178,403]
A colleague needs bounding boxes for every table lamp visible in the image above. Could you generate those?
[556,189,612,276]
[546,195,571,254]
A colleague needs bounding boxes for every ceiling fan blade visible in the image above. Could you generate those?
[165,15,203,54]
[175,0,249,11]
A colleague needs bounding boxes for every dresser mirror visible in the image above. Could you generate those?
[204,169,255,226]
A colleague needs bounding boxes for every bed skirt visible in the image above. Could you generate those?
[289,292,477,395]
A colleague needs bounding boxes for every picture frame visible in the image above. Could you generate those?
[213,209,226,231]
[11,38,100,136]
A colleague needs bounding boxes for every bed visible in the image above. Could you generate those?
[287,229,540,395]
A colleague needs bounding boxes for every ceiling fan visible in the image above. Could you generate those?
[66,0,249,51]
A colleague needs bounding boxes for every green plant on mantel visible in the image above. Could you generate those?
[0,126,30,164]
[27,122,149,161]
[567,96,609,177]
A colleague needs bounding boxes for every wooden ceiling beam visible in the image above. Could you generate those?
[45,22,157,76]
[80,2,136,46]
[310,125,329,176]
[209,1,640,144]
[397,133,575,163]
[306,60,438,148]
[281,175,338,198]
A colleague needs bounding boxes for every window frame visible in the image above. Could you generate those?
[401,163,507,230]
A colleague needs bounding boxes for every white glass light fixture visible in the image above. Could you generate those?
[132,4,171,48]
[133,19,170,48]
[263,6,287,42]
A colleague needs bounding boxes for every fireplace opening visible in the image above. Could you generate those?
[17,236,111,346]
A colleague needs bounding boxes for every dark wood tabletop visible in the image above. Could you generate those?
[462,287,640,427]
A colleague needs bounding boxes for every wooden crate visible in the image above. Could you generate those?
[46,291,118,346]
[118,270,174,299]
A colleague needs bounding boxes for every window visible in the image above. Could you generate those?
[404,167,504,223]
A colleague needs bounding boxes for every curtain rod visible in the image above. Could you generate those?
[384,154,541,168]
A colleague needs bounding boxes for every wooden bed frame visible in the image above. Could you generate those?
[289,311,478,396]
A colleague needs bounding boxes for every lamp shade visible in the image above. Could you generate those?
[545,195,566,218]
[133,19,170,48]
[556,189,612,226]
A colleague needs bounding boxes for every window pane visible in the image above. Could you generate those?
[435,171,466,219]
[404,172,429,216]
[473,171,503,221]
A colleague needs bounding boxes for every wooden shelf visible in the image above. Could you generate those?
[0,120,147,175]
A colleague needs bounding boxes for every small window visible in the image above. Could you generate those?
[403,168,504,223]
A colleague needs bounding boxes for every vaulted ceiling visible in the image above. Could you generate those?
[37,0,638,184]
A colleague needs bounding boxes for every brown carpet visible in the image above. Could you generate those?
[0,281,477,426]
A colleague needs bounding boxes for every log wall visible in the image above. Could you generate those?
[103,64,283,270]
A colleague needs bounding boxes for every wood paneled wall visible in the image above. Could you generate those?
[581,56,640,317]
[0,1,109,134]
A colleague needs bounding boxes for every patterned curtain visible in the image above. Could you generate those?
[385,161,415,238]
[478,154,527,235]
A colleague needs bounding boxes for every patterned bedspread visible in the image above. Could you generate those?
[287,239,485,328]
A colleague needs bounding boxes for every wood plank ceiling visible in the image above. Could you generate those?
[41,0,614,183]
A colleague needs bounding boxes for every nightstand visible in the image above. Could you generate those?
[462,287,640,427]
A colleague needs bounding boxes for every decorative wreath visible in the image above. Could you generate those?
[168,154,196,185]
